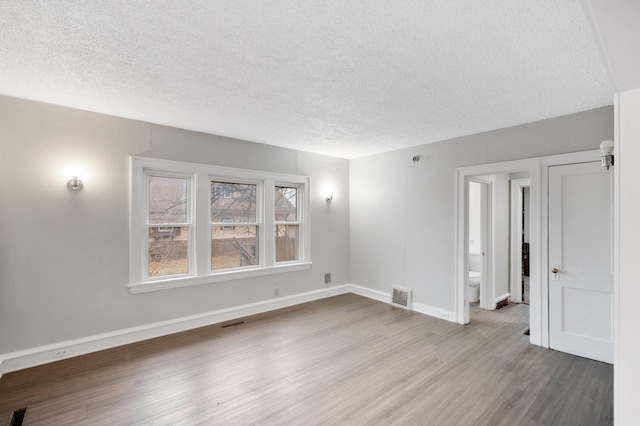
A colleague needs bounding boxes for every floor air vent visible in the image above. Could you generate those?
[391,286,412,309]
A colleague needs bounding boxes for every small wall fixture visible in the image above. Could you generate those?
[408,154,425,167]
[600,140,614,171]
[67,176,84,191]
[326,194,333,203]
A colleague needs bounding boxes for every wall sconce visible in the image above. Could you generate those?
[600,140,614,171]
[67,176,84,190]
[326,194,333,203]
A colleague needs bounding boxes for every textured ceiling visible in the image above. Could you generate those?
[0,1,613,159]
[581,0,640,92]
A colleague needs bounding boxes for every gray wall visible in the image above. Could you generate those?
[0,94,614,357]
[0,95,350,354]
[350,107,613,312]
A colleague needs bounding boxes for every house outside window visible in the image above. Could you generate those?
[213,183,233,199]
[129,157,311,293]
[220,218,235,231]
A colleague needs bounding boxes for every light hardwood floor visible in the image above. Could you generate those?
[0,294,613,425]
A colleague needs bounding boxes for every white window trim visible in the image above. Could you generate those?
[129,156,311,294]
[143,170,195,281]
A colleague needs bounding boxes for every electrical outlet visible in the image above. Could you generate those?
[274,287,279,296]
[440,313,450,320]
[324,273,331,284]
[53,349,68,358]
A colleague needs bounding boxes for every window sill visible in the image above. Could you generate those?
[128,262,312,294]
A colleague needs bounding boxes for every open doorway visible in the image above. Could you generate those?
[510,178,531,305]
[458,164,535,332]
[467,173,531,313]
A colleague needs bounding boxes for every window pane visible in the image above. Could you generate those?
[211,226,258,270]
[148,226,189,277]
[276,224,298,262]
[211,182,257,223]
[148,176,187,224]
[275,186,297,221]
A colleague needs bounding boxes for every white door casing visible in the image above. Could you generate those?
[548,161,613,364]
[480,181,491,310]
[470,177,493,311]
[456,158,539,336]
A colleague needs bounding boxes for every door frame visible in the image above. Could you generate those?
[539,149,601,348]
[455,150,601,347]
[456,158,539,340]
[510,178,531,303]
[469,177,493,310]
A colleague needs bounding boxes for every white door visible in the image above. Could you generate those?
[549,162,613,364]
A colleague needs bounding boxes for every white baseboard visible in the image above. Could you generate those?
[413,302,457,323]
[0,283,457,375]
[349,284,390,303]
[495,293,510,304]
[349,285,457,323]
[0,284,351,375]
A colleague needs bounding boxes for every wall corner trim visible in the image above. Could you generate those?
[0,284,455,375]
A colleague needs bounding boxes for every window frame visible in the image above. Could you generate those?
[209,178,262,273]
[129,157,311,294]
[274,184,302,264]
[145,171,195,280]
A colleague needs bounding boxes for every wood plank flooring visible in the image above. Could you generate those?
[0,294,613,425]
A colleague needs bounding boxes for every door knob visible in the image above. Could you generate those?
[551,267,559,274]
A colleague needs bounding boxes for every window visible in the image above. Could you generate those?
[147,175,192,278]
[211,182,259,271]
[129,157,310,293]
[275,186,299,262]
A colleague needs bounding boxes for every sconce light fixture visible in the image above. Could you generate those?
[326,194,333,203]
[67,176,84,191]
[600,140,614,171]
